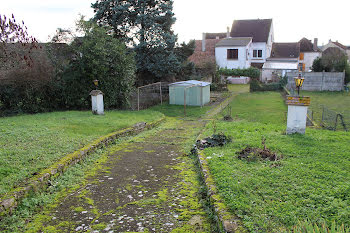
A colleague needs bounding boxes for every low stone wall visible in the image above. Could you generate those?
[227,76,250,84]
[0,117,165,217]
[286,71,345,91]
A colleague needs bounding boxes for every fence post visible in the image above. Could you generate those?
[160,82,162,105]
[322,106,324,123]
[137,88,140,111]
[321,70,325,91]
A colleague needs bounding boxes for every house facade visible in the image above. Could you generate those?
[189,18,324,82]
[215,37,252,69]
[214,19,274,70]
[321,40,350,62]
[299,38,322,71]
[262,43,300,82]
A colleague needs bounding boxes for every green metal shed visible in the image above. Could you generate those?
[169,80,211,106]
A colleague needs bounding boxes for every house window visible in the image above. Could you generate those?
[227,49,238,59]
[253,49,263,58]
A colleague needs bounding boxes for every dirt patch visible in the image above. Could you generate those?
[237,138,283,161]
[195,133,232,150]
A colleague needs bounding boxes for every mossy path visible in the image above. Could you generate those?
[26,118,213,232]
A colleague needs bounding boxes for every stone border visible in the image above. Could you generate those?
[195,149,247,233]
[194,92,247,232]
[0,117,165,216]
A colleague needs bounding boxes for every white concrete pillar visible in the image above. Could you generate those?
[286,96,310,134]
[90,90,104,115]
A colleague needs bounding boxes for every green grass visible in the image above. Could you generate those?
[227,84,250,93]
[202,91,350,232]
[0,110,163,195]
[149,103,211,118]
[229,91,287,125]
[299,91,350,124]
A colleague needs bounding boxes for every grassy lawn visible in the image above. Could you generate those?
[201,91,350,232]
[0,110,163,195]
[227,84,250,93]
[149,103,211,118]
[300,91,350,124]
[229,92,287,125]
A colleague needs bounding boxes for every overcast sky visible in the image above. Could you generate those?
[2,0,350,46]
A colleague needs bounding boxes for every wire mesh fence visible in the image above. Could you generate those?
[129,82,169,111]
[309,105,349,131]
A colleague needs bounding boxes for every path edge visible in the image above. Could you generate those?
[0,116,166,217]
[195,91,247,233]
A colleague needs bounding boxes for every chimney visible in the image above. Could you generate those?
[202,33,206,52]
[227,27,230,38]
[313,38,318,51]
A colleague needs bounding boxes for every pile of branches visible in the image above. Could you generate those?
[237,138,282,161]
[195,133,232,150]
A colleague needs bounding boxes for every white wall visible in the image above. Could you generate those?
[266,22,274,58]
[303,52,321,71]
[215,46,250,69]
[250,42,268,63]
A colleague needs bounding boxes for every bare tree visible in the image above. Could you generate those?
[0,14,39,67]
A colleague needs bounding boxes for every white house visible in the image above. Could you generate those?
[262,43,300,82]
[299,38,322,71]
[215,19,274,70]
[215,37,252,69]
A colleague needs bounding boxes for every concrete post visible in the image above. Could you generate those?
[286,96,310,134]
[90,90,104,115]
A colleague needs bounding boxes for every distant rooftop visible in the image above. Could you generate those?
[215,37,252,47]
[270,43,300,59]
[230,19,273,43]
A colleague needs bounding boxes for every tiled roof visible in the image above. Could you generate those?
[230,19,272,42]
[205,33,226,40]
[332,41,347,50]
[215,37,252,47]
[188,39,220,67]
[299,38,315,52]
[270,43,300,59]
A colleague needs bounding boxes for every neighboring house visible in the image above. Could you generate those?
[262,43,300,82]
[214,19,274,69]
[188,33,226,68]
[299,38,322,71]
[189,19,322,82]
[229,19,274,69]
[321,40,350,61]
[215,37,252,69]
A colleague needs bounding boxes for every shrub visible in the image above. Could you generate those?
[218,67,260,79]
[250,79,281,92]
[0,46,63,116]
[60,19,136,110]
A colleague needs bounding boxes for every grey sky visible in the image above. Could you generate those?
[3,0,350,46]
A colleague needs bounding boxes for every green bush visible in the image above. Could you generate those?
[250,79,282,92]
[61,20,136,109]
[218,67,260,79]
